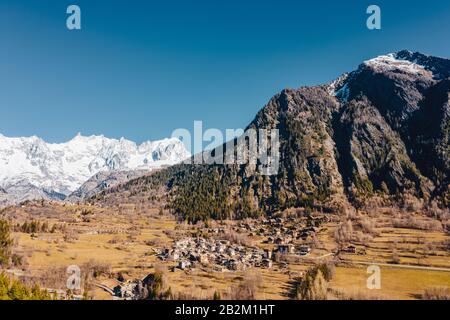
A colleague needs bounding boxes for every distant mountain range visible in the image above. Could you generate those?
[92,50,450,222]
[0,134,190,205]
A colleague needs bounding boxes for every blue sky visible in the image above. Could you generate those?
[1,0,449,144]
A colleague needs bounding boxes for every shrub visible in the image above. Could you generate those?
[426,201,449,232]
[402,193,423,212]
[0,273,51,300]
[16,220,51,233]
[392,215,442,231]
[298,270,328,300]
[422,287,450,300]
[334,220,353,247]
[11,254,24,267]
[146,265,171,300]
[296,263,334,300]
[83,260,111,279]
[359,216,376,235]
[219,228,250,246]
[213,290,221,300]
[353,231,373,246]
[63,230,79,243]
[226,271,263,300]
[390,250,400,264]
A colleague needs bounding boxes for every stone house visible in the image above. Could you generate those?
[298,246,311,255]
[263,249,272,260]
[346,245,357,254]
[277,244,294,255]
[262,259,273,268]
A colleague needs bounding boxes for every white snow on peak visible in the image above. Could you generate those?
[327,73,350,102]
[334,83,350,102]
[328,52,438,102]
[363,53,432,76]
[0,134,191,195]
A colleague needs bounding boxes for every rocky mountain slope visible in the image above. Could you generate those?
[0,134,190,204]
[92,51,450,222]
[0,187,10,207]
[67,169,152,202]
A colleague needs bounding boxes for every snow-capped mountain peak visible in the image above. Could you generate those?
[362,50,450,79]
[327,50,450,103]
[363,52,432,77]
[0,133,190,203]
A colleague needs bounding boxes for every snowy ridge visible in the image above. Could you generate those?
[0,133,190,200]
[363,52,433,76]
[327,73,350,102]
[326,73,348,96]
[327,50,445,102]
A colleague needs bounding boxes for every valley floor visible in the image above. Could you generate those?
[1,201,449,300]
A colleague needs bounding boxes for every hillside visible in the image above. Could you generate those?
[92,51,450,223]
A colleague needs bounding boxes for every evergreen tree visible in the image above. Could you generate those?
[213,290,221,300]
[0,219,12,266]
[297,264,332,300]
[0,274,51,300]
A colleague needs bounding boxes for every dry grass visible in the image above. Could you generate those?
[421,286,450,300]
[329,288,386,300]
[392,214,443,231]
[3,201,449,300]
[330,266,450,300]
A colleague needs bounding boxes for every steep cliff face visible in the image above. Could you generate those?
[92,51,449,222]
[244,87,346,207]
[404,79,450,191]
[339,51,449,198]
[332,97,432,200]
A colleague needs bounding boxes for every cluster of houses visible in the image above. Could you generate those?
[158,237,272,271]
[154,216,330,272]
[113,280,148,300]
[232,215,326,249]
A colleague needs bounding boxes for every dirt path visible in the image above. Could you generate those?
[92,282,116,296]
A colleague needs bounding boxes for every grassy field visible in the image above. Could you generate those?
[330,266,450,300]
[2,201,449,300]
